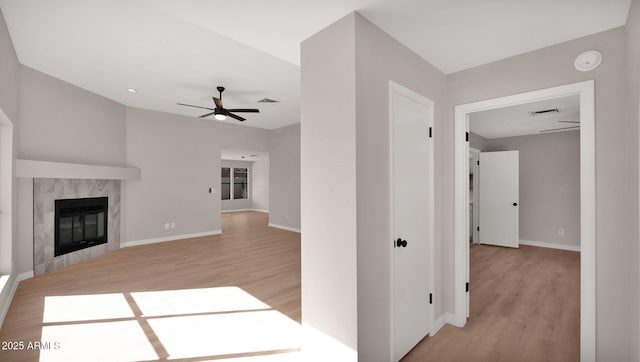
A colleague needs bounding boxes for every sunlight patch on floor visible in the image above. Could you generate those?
[39,320,158,361]
[148,310,300,360]
[40,286,301,361]
[130,286,270,317]
[43,293,134,323]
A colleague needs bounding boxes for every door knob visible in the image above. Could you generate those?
[512,202,518,206]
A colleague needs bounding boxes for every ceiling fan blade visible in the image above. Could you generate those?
[213,97,223,109]
[227,112,246,122]
[177,103,215,111]
[557,120,580,123]
[539,125,580,133]
[227,108,260,113]
[199,111,216,118]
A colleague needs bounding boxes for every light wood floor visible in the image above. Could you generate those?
[0,211,300,361]
[402,243,580,362]
[1,213,579,361]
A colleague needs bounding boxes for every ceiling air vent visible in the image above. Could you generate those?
[529,108,559,116]
[257,98,279,103]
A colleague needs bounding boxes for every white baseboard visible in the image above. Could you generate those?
[432,312,456,335]
[222,209,268,213]
[0,271,34,329]
[519,239,580,252]
[268,223,301,233]
[122,230,222,248]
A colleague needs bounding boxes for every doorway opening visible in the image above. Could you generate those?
[453,80,595,359]
[219,149,270,232]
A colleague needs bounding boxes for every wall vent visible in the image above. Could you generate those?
[529,108,559,116]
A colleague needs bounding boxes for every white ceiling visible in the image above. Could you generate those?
[470,95,580,139]
[0,0,631,130]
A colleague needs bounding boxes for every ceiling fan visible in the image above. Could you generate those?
[177,86,259,122]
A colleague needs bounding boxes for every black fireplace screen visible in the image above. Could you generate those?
[54,197,108,257]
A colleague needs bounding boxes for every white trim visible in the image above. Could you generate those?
[121,230,222,248]
[268,223,301,233]
[16,159,141,180]
[519,239,580,252]
[221,209,268,213]
[432,313,456,336]
[453,80,596,360]
[469,147,480,244]
[0,271,34,328]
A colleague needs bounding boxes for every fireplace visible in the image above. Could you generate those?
[55,197,108,257]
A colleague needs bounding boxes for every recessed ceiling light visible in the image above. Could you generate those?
[127,88,138,93]
[574,50,602,72]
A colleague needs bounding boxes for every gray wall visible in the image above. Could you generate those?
[625,0,640,358]
[251,158,269,212]
[301,13,358,359]
[0,6,20,322]
[301,12,447,360]
[354,14,446,361]
[124,107,270,243]
[269,124,300,230]
[19,66,126,165]
[446,26,638,360]
[0,7,18,123]
[469,131,488,151]
[481,131,580,247]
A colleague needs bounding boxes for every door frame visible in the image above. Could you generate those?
[388,81,435,360]
[469,147,480,244]
[453,80,595,359]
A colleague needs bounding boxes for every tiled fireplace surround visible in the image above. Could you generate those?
[33,178,121,275]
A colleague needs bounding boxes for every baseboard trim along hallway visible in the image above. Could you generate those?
[519,239,580,252]
[121,230,223,248]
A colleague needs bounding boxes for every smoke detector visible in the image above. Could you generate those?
[574,50,602,72]
[257,98,279,103]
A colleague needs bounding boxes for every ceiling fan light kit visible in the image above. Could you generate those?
[177,86,260,122]
[574,50,602,71]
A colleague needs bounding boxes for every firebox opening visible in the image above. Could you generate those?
[55,197,108,257]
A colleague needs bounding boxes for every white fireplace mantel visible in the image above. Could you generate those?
[16,159,141,180]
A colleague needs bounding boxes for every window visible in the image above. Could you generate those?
[221,168,231,200]
[233,168,248,200]
[221,167,248,200]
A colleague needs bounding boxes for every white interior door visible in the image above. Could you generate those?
[391,83,433,361]
[479,151,519,248]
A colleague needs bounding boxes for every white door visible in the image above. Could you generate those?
[479,151,519,248]
[391,83,433,361]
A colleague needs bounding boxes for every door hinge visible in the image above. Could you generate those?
[477,160,480,166]
[429,293,433,304]
[429,126,433,138]
[465,132,469,142]
[477,226,479,231]
[466,282,470,293]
